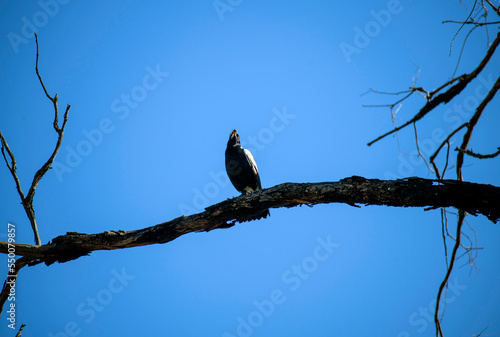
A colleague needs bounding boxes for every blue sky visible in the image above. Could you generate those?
[0,0,499,336]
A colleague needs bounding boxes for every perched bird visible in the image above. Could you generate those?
[225,129,269,219]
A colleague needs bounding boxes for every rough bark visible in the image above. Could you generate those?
[0,176,498,266]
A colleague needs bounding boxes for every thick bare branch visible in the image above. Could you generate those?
[0,177,498,266]
[0,177,496,314]
[456,75,500,181]
[484,0,500,16]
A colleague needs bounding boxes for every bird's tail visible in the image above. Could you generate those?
[239,207,270,222]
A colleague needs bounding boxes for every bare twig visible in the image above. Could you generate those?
[449,0,478,54]
[362,88,415,109]
[456,146,500,159]
[442,141,451,179]
[452,25,479,79]
[15,323,26,337]
[0,134,26,215]
[472,322,500,337]
[440,208,449,269]
[443,19,500,25]
[362,88,413,96]
[413,122,434,172]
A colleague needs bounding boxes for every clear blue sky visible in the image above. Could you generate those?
[1,0,499,336]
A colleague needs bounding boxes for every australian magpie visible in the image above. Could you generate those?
[225,129,269,219]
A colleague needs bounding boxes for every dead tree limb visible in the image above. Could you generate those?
[0,33,70,246]
[0,177,498,266]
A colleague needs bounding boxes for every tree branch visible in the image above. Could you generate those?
[0,177,498,266]
[442,20,500,25]
[430,123,468,179]
[456,75,500,181]
[484,0,500,16]
[0,133,26,209]
[15,323,26,337]
[0,257,42,314]
[367,30,500,147]
[0,34,71,246]
[435,209,466,337]
[1,177,496,315]
[456,146,500,159]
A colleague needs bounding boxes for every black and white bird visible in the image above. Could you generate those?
[225,129,269,219]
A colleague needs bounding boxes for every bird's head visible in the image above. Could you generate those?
[228,129,240,147]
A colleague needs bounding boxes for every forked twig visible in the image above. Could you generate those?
[0,33,71,246]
